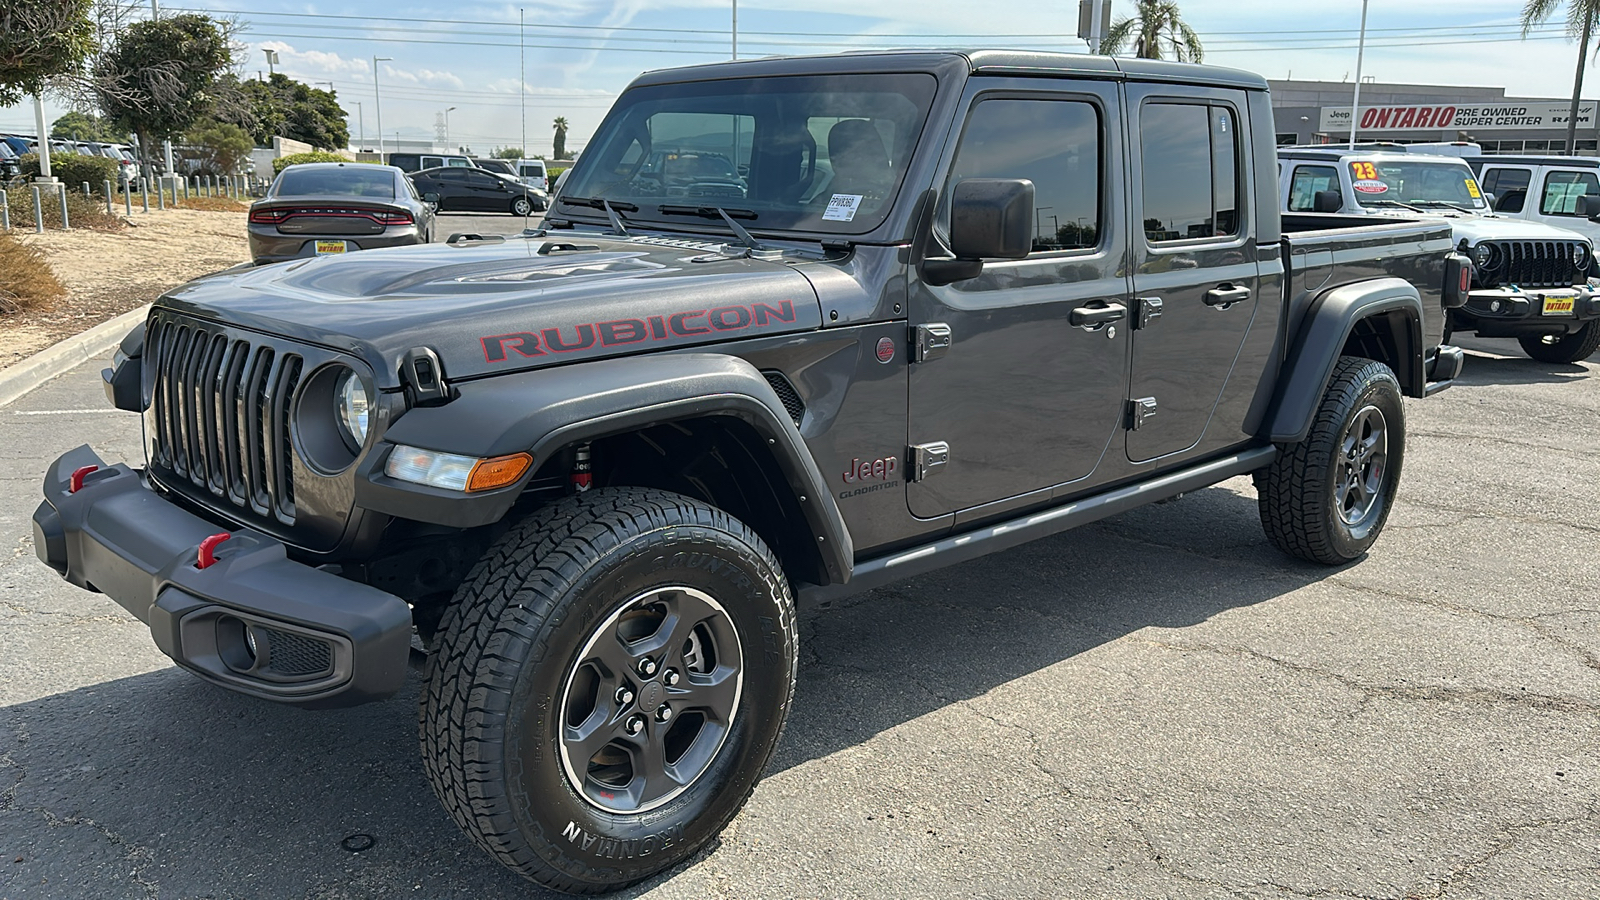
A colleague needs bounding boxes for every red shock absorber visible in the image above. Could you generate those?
[571,443,592,493]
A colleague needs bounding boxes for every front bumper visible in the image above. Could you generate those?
[1457,286,1600,337]
[33,446,412,708]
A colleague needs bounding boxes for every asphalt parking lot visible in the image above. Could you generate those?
[434,209,546,240]
[2,335,1596,900]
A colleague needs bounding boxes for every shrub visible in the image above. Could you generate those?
[272,151,353,175]
[0,231,65,314]
[17,152,120,191]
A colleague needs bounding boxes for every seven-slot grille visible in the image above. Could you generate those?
[1481,240,1587,288]
[146,313,303,524]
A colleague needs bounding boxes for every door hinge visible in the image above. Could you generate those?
[911,323,952,362]
[1127,397,1158,430]
[908,441,950,481]
[1134,296,1163,330]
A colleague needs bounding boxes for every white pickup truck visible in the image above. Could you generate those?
[1279,148,1600,363]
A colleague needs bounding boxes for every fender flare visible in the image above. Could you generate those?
[1265,277,1424,445]
[364,353,854,584]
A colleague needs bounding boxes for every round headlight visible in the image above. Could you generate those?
[336,369,370,448]
[1576,244,1591,268]
[1472,243,1495,268]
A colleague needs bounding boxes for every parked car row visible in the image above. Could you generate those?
[245,160,548,263]
[382,152,553,191]
[0,133,139,185]
[1278,146,1600,363]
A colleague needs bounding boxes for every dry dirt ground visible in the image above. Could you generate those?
[0,209,248,372]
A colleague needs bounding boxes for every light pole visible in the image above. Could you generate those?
[1349,0,1370,149]
[352,100,364,151]
[732,0,738,59]
[444,106,456,153]
[374,56,393,158]
[264,49,279,77]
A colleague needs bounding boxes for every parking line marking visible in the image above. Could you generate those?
[12,409,123,416]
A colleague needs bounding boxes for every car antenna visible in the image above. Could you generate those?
[601,199,629,236]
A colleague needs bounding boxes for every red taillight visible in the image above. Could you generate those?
[249,207,289,224]
[374,210,413,225]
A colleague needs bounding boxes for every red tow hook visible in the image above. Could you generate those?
[69,465,99,493]
[196,532,232,570]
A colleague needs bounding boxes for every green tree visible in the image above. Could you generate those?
[239,74,348,150]
[185,121,254,176]
[552,116,570,160]
[491,146,524,159]
[51,111,127,142]
[1100,0,1204,62]
[93,13,234,176]
[0,0,96,106]
[1522,0,1600,154]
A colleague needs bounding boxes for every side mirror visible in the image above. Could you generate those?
[1576,195,1595,218]
[1482,192,1497,211]
[422,191,440,204]
[949,178,1035,260]
[1313,189,1342,213]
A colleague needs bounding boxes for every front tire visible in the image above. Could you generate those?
[419,487,797,894]
[512,196,534,216]
[1518,322,1600,363]
[1256,356,1406,564]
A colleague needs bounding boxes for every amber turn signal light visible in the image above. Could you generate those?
[466,452,533,492]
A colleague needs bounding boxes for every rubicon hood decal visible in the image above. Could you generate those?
[156,235,824,386]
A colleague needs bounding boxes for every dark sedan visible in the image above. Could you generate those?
[410,166,547,215]
[248,163,435,264]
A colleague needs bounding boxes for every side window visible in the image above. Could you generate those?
[1140,102,1241,243]
[1481,168,1530,213]
[1287,165,1339,211]
[1540,170,1599,215]
[943,97,1101,253]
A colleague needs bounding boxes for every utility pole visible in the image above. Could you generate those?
[152,0,176,186]
[353,101,364,151]
[1078,0,1111,54]
[32,95,52,181]
[374,56,393,159]
[732,0,738,59]
[1349,0,1370,150]
[521,8,527,159]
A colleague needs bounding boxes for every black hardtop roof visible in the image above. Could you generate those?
[1467,155,1600,169]
[629,49,1268,92]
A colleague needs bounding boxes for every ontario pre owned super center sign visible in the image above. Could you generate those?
[1320,102,1598,133]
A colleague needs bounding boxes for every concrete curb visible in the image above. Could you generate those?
[0,304,150,408]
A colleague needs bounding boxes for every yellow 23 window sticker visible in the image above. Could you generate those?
[1350,161,1379,181]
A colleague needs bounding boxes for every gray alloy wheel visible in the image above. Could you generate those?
[1333,404,1388,530]
[512,196,533,216]
[558,586,744,814]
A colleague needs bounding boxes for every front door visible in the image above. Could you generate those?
[1124,88,1262,462]
[906,80,1131,518]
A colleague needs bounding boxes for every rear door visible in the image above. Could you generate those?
[906,77,1132,518]
[1124,86,1262,463]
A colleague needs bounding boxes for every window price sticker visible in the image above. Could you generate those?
[822,193,863,222]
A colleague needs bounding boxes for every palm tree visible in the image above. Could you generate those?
[1522,0,1600,154]
[552,116,569,160]
[1099,0,1203,62]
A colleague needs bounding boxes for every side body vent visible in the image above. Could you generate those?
[761,371,805,427]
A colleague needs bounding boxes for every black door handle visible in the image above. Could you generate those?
[1204,284,1251,308]
[1069,302,1128,328]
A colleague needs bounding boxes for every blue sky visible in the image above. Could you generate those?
[3,0,1593,155]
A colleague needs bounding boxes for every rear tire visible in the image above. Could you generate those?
[512,196,534,217]
[419,487,796,894]
[1518,322,1600,363]
[1256,355,1406,565]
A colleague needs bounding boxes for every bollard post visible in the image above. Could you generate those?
[31,185,44,233]
[156,177,164,210]
[104,180,114,216]
[0,189,8,230]
[141,178,149,213]
[58,183,69,230]
[82,181,90,197]
[183,179,189,201]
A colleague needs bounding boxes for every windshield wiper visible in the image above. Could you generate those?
[1361,198,1428,214]
[657,205,766,252]
[557,196,637,235]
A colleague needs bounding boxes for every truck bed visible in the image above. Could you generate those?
[1279,213,1455,345]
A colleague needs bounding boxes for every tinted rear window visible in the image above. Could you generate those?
[277,167,397,199]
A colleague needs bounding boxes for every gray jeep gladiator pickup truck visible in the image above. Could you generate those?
[34,51,1468,893]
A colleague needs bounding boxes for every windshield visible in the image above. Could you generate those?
[276,167,397,199]
[1348,159,1487,210]
[561,73,938,234]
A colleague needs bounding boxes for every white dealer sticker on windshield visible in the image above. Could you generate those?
[823,193,863,222]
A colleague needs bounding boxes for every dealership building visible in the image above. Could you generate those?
[1269,79,1599,155]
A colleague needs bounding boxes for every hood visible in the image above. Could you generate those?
[157,234,824,387]
[1446,215,1592,245]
